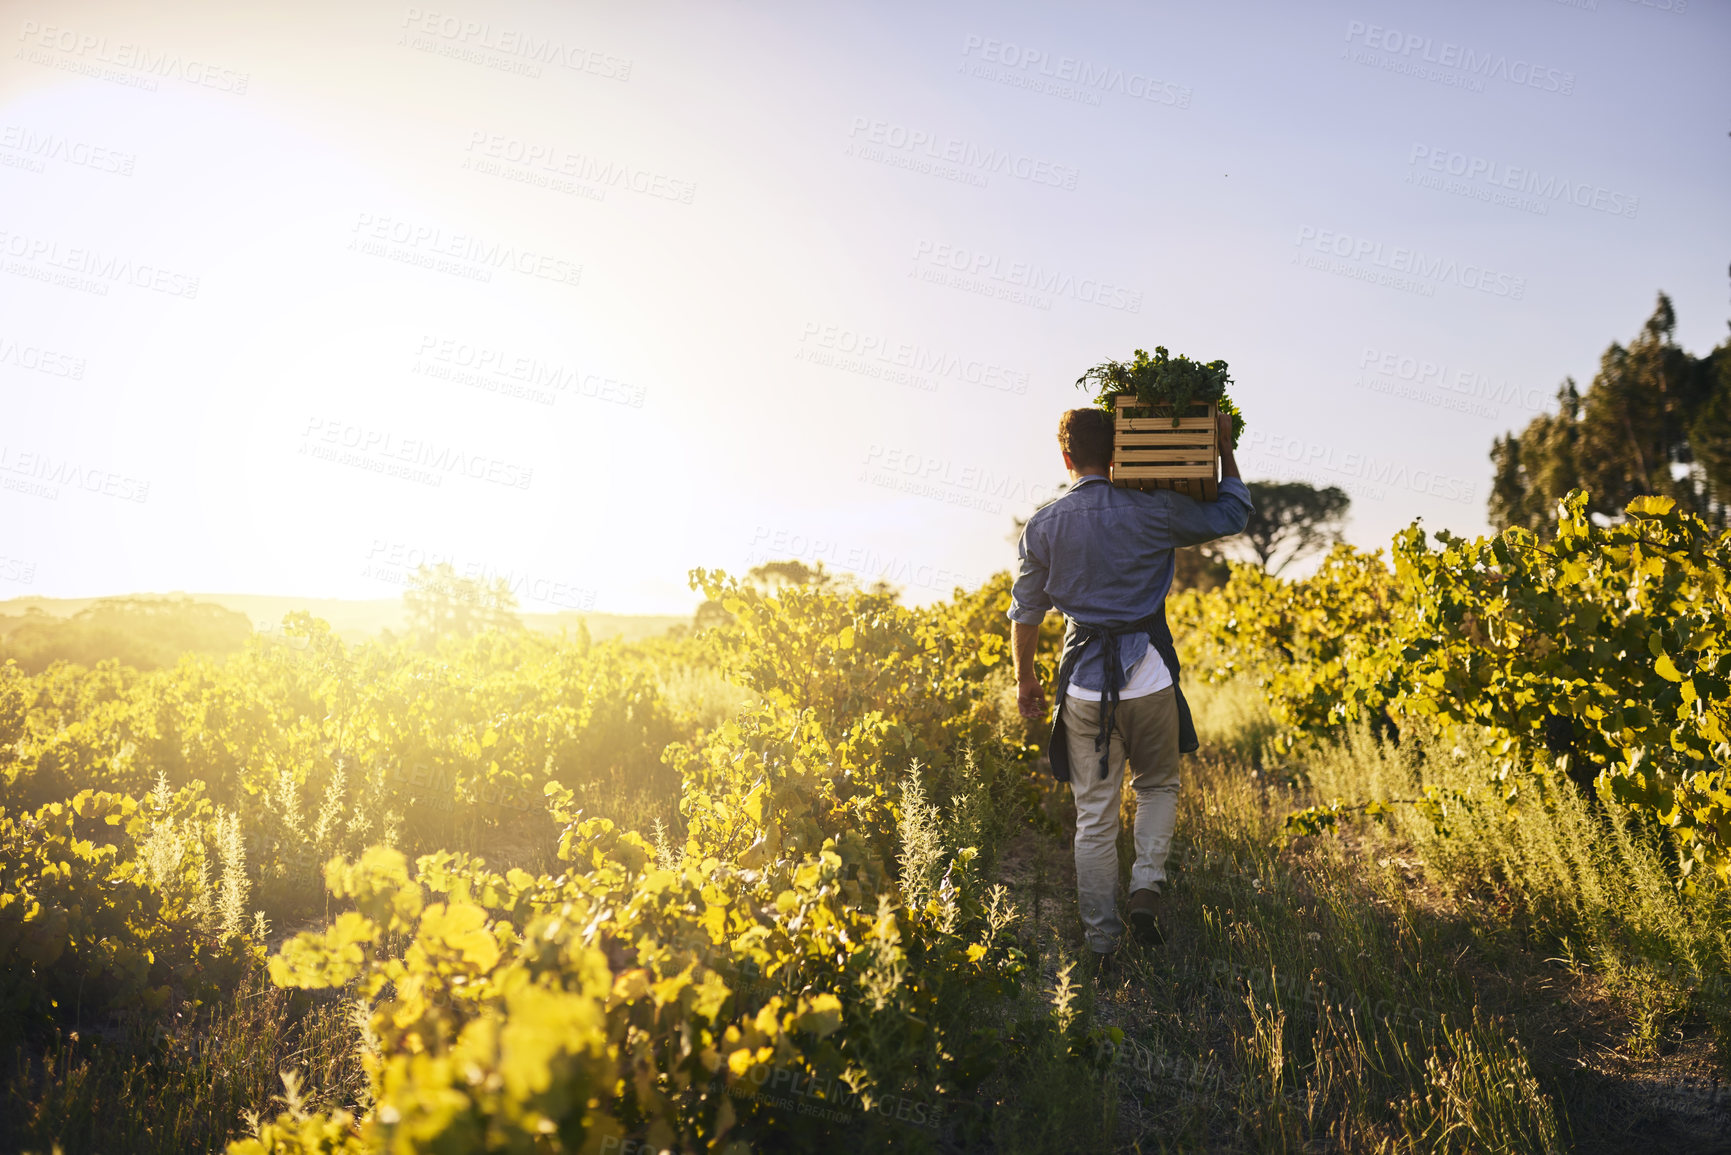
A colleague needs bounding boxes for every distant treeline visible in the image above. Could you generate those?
[0,597,252,673]
[1492,294,1730,531]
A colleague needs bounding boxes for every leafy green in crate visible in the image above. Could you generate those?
[1075,346,1246,447]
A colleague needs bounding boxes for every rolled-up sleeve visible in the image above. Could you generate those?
[1166,477,1254,547]
[1007,519,1053,624]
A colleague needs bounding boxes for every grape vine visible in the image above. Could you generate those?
[1170,489,1731,880]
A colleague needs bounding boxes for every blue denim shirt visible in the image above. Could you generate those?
[1007,475,1253,691]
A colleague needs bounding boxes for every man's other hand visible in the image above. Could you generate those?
[1216,409,1241,481]
[1017,678,1047,720]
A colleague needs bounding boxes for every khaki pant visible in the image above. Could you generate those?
[1064,687,1181,952]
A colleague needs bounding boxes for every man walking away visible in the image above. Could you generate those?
[1008,408,1251,975]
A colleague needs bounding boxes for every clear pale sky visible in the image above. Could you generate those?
[2,0,1726,614]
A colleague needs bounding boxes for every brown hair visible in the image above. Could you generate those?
[1058,408,1113,470]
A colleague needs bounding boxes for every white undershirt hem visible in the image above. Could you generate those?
[1066,646,1172,702]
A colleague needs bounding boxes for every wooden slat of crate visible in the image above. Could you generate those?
[1113,477,1218,499]
[1131,477,1215,500]
[1115,450,1217,464]
[1119,455,1214,467]
[1115,417,1216,432]
[1110,398,1219,501]
[1116,437,1216,452]
[1114,436,1211,450]
[1114,464,1218,478]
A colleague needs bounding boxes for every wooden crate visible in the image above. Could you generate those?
[1110,398,1219,501]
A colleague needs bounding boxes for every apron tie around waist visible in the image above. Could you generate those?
[1047,603,1198,782]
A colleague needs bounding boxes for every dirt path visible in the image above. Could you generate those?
[989,753,1731,1153]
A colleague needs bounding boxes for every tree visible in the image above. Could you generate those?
[1489,382,1583,532]
[691,560,894,633]
[1490,295,1730,532]
[1685,339,1731,515]
[404,563,521,646]
[1217,481,1351,575]
[1171,547,1231,592]
[744,560,846,591]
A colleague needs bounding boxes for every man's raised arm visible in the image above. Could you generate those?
[1167,411,1252,547]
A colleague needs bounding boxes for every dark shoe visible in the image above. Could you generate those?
[1128,887,1165,945]
[1090,948,1118,985]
